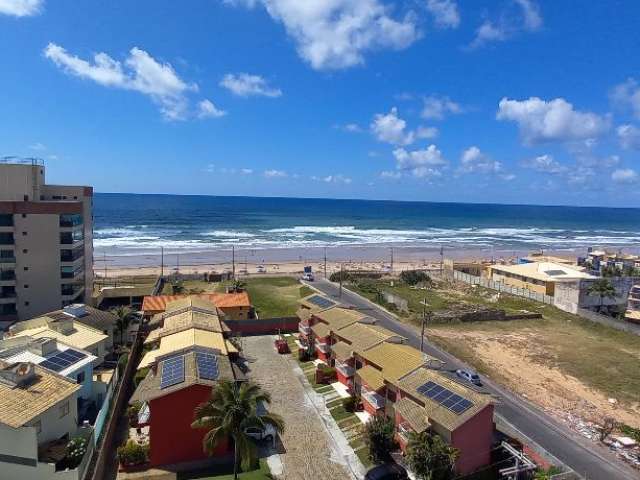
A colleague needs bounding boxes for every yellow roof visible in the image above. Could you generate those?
[625,310,640,321]
[0,362,81,429]
[138,328,228,369]
[334,323,400,352]
[296,308,312,323]
[395,368,493,432]
[165,296,218,314]
[314,307,370,331]
[331,341,353,361]
[360,343,428,382]
[356,365,385,391]
[145,309,225,344]
[10,319,108,351]
[311,323,331,338]
[490,261,595,283]
[395,397,429,433]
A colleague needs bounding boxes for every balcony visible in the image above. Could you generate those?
[61,285,85,300]
[0,215,13,227]
[61,266,84,280]
[0,270,16,283]
[335,361,355,378]
[315,340,331,353]
[361,388,385,410]
[59,214,83,228]
[61,247,84,263]
[0,233,14,245]
[60,231,84,246]
[298,323,311,335]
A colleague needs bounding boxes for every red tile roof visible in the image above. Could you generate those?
[142,293,251,313]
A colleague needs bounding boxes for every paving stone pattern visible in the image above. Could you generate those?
[243,335,354,480]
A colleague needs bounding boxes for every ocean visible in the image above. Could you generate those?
[93,193,640,264]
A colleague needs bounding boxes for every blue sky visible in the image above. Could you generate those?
[1,0,639,207]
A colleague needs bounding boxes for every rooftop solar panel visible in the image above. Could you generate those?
[39,348,87,373]
[416,381,474,415]
[196,351,219,380]
[160,356,185,389]
[307,295,336,309]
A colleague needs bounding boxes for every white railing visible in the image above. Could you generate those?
[361,389,384,409]
[397,422,413,440]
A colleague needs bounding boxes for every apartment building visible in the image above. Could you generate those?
[0,159,93,325]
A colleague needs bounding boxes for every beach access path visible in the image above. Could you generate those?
[305,278,639,480]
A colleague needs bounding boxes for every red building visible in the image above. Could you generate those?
[131,348,237,467]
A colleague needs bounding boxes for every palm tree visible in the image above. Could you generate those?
[111,306,136,345]
[192,380,284,479]
[587,278,616,313]
[230,280,246,293]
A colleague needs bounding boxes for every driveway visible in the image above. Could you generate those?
[243,335,356,480]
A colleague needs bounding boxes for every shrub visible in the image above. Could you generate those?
[117,353,129,375]
[400,270,431,286]
[342,396,358,413]
[317,364,336,376]
[127,402,142,427]
[364,415,396,464]
[117,440,149,466]
[134,368,149,388]
[330,271,352,283]
[65,437,88,470]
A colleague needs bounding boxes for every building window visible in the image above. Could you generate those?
[21,214,26,218]
[23,285,29,289]
[23,195,28,201]
[32,420,42,434]
[22,249,28,254]
[59,401,70,418]
[22,231,27,236]
[24,301,29,306]
[24,266,29,271]
[77,371,85,383]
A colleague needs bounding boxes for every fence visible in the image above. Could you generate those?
[449,270,554,304]
[576,307,640,335]
[224,316,299,335]
[92,367,119,445]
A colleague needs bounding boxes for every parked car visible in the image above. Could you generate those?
[364,463,409,480]
[244,424,276,444]
[302,272,314,281]
[456,369,482,386]
[257,265,266,273]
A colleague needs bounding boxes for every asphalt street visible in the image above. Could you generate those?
[306,278,639,480]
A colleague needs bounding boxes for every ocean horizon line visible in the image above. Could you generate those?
[93,191,640,212]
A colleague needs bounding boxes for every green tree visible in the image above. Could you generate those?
[192,380,284,480]
[405,431,459,480]
[400,270,431,286]
[364,415,396,464]
[111,306,135,345]
[230,279,246,293]
[587,278,617,312]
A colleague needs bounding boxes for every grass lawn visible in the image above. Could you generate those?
[216,276,308,318]
[178,459,271,480]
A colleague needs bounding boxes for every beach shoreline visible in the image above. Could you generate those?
[94,244,587,278]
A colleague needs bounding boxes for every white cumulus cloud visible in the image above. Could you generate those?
[43,43,220,121]
[459,146,503,174]
[421,95,463,120]
[611,168,638,184]
[393,145,447,178]
[617,124,640,150]
[497,97,610,144]
[0,0,42,16]
[371,107,420,145]
[220,73,282,97]
[225,0,420,70]
[469,0,542,49]
[425,0,460,29]
[264,169,288,178]
[522,154,567,174]
[198,99,227,118]
[611,78,640,119]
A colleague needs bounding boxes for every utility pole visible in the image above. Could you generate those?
[324,247,327,279]
[339,262,343,298]
[440,245,444,277]
[160,246,164,278]
[390,247,394,273]
[103,252,107,284]
[232,245,236,280]
[420,298,430,353]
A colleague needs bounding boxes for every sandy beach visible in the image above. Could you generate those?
[94,245,581,278]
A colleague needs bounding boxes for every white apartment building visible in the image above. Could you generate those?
[0,158,93,326]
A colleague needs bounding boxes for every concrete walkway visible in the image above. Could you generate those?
[243,335,363,480]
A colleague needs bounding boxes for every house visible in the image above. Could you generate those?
[142,292,252,320]
[35,304,117,351]
[0,360,94,480]
[625,284,640,324]
[6,314,109,364]
[353,343,429,416]
[393,367,494,476]
[488,261,595,296]
[0,336,96,402]
[131,348,236,467]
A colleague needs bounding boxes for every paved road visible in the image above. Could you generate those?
[307,278,639,480]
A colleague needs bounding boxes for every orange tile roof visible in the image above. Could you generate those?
[142,292,251,312]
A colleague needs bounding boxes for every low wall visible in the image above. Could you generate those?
[224,317,299,335]
[575,308,640,335]
[450,270,554,304]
